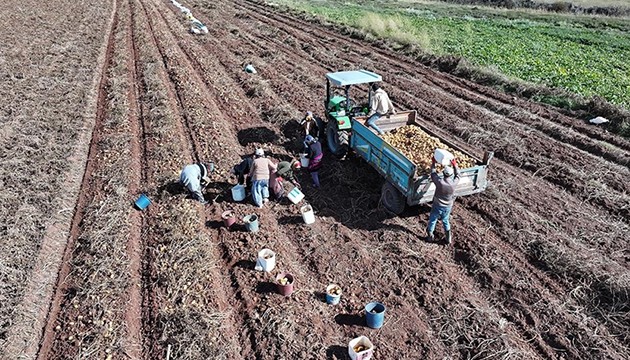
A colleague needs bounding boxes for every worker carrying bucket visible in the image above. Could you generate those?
[179,161,215,204]
[425,150,460,245]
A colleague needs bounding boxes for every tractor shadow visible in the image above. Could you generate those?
[296,154,428,232]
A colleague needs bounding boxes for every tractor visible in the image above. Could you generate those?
[324,70,383,158]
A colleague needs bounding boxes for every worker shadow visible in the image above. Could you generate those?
[238,126,280,146]
[277,215,303,225]
[326,345,347,360]
[204,181,239,204]
[255,281,277,295]
[280,119,306,152]
[234,259,256,270]
[157,180,187,197]
[334,313,365,327]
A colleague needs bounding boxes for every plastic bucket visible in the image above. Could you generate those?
[257,249,276,272]
[232,185,246,202]
[135,194,151,210]
[222,210,236,228]
[243,214,259,232]
[300,204,315,225]
[300,153,310,167]
[348,336,374,360]
[434,148,454,165]
[287,187,305,204]
[276,272,294,296]
[326,284,342,305]
[365,302,386,329]
[244,64,257,74]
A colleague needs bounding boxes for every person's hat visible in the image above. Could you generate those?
[305,135,315,144]
[255,148,265,157]
[292,160,301,170]
[442,166,453,177]
[305,111,313,120]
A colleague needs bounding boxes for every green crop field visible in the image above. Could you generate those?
[271,0,630,109]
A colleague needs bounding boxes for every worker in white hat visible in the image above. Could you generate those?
[248,149,277,207]
[179,161,214,204]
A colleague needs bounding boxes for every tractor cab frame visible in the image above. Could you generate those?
[324,70,382,158]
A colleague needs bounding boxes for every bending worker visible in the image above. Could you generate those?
[426,157,460,245]
[366,83,396,135]
[231,155,254,188]
[180,161,214,204]
[248,148,277,207]
[299,111,323,140]
[271,160,301,199]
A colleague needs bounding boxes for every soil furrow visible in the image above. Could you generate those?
[233,0,630,217]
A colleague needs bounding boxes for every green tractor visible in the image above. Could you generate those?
[324,70,382,158]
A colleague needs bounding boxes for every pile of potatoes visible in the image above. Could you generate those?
[382,125,476,174]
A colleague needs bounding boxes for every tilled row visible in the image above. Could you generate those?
[191,0,630,358]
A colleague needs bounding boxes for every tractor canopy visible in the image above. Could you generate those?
[325,70,382,86]
[325,69,382,131]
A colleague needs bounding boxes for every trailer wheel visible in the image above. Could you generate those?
[381,182,406,215]
[326,121,349,159]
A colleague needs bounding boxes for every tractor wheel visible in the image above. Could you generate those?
[381,182,406,215]
[326,121,349,159]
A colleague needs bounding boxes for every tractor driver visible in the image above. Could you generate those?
[366,83,396,135]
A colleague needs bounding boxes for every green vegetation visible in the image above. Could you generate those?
[272,0,630,109]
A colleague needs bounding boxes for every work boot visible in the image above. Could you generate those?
[426,231,434,242]
[445,230,452,245]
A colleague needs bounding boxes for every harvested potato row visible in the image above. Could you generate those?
[382,125,476,174]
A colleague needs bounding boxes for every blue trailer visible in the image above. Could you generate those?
[350,110,494,214]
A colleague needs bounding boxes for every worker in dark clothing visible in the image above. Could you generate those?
[305,135,323,188]
[270,160,302,199]
[231,156,254,187]
[299,111,324,140]
[426,157,460,245]
[179,162,215,204]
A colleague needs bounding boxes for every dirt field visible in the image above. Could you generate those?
[1,0,628,359]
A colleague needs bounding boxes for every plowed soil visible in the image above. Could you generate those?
[2,0,629,359]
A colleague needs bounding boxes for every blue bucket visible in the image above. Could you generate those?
[135,194,151,210]
[365,302,385,329]
[243,214,259,232]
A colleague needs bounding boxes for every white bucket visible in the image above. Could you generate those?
[231,184,246,202]
[434,148,454,165]
[348,336,374,360]
[255,248,276,272]
[287,187,305,204]
[300,204,315,225]
[300,153,310,167]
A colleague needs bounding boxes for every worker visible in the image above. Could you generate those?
[270,160,302,199]
[366,83,396,135]
[248,148,277,208]
[179,161,214,204]
[426,157,460,245]
[230,155,254,188]
[304,135,323,188]
[299,111,324,141]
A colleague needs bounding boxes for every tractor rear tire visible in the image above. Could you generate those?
[326,121,349,159]
[381,182,406,215]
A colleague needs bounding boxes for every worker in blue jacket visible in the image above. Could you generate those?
[180,162,214,204]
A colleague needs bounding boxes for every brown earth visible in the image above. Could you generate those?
[1,0,629,359]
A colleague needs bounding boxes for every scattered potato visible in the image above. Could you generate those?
[382,125,476,174]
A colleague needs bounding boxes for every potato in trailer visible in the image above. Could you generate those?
[350,110,494,214]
